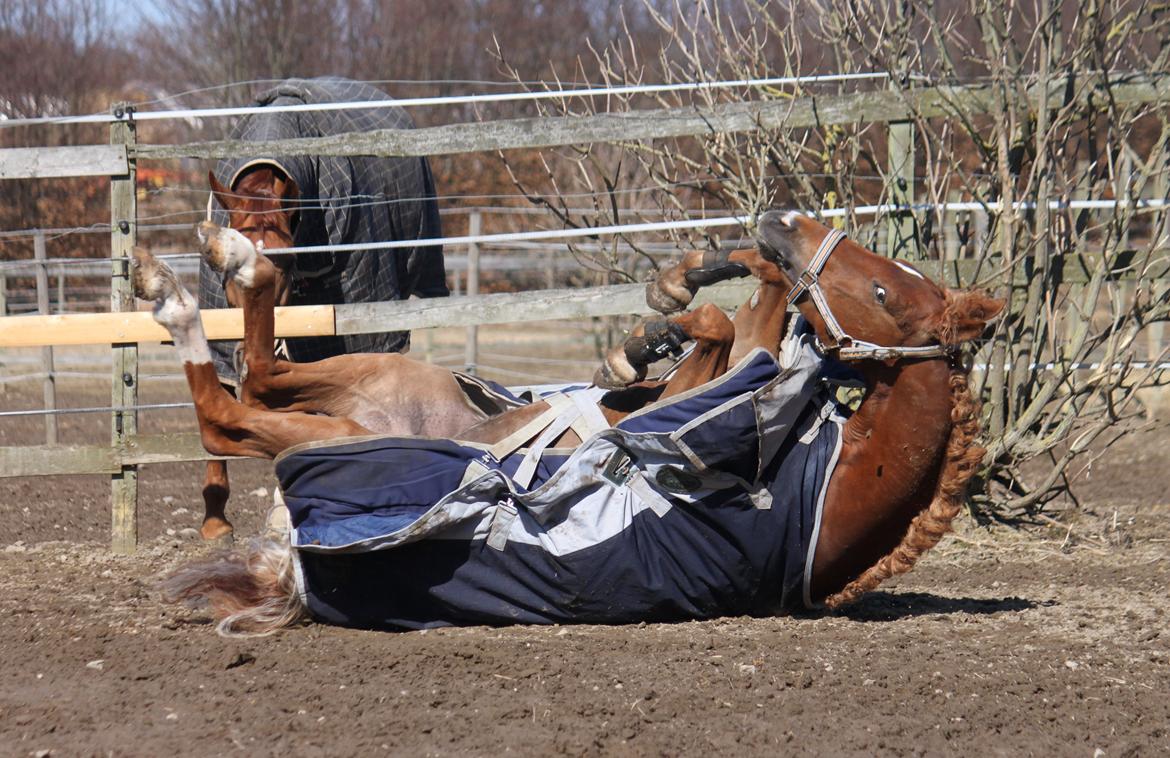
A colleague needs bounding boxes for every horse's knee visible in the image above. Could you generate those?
[687,303,735,344]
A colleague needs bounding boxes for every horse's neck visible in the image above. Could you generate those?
[810,359,955,599]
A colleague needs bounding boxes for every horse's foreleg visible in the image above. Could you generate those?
[655,304,735,399]
[646,248,752,313]
[197,222,282,407]
[595,303,734,398]
[133,247,370,460]
[649,247,791,363]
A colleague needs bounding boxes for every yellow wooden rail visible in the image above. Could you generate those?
[0,304,335,347]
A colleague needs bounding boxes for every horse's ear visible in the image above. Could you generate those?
[943,289,1006,343]
[273,173,300,220]
[273,173,299,202]
[208,172,236,211]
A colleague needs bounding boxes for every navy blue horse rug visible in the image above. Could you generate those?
[276,339,845,630]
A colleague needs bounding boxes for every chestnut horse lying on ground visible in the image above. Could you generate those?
[141,210,1002,635]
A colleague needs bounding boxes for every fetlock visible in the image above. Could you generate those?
[594,319,690,389]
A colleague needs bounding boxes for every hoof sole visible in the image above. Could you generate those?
[645,281,690,314]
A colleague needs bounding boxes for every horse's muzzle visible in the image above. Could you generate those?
[756,209,803,274]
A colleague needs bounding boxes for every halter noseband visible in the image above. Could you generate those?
[784,228,952,362]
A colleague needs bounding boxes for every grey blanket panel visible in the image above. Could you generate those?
[199,77,447,384]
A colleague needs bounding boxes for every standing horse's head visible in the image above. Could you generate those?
[757,210,1003,360]
[206,166,300,307]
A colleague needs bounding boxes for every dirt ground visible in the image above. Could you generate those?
[1,352,1168,756]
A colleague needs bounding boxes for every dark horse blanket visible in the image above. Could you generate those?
[276,333,847,631]
[200,77,448,384]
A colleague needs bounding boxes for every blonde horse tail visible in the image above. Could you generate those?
[162,536,305,637]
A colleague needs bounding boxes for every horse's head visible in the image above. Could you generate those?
[206,166,300,306]
[757,209,1003,361]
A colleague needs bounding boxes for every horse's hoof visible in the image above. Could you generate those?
[645,280,691,314]
[195,220,221,248]
[199,518,235,543]
[130,247,174,302]
[594,349,643,389]
[197,223,256,280]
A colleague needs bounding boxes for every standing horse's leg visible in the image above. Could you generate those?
[132,248,371,459]
[648,247,792,364]
[200,460,233,541]
[595,303,735,399]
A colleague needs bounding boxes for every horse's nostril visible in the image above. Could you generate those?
[779,210,801,229]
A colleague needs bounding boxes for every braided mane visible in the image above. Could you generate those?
[823,342,986,609]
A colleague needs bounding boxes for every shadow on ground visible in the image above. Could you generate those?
[833,590,1045,621]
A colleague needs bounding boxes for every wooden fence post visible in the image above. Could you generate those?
[886,119,916,259]
[109,112,139,554]
[464,210,481,375]
[1150,146,1168,373]
[33,233,58,445]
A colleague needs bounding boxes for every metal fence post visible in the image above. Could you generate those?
[33,232,58,444]
[109,111,139,554]
[464,210,481,375]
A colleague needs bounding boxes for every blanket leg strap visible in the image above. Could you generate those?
[488,393,573,461]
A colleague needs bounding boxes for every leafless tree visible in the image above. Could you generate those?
[496,0,1170,519]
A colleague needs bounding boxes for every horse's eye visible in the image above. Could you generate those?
[873,283,887,305]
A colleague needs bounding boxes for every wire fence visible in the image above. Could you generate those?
[2,198,1165,271]
[2,69,1168,551]
[0,72,893,128]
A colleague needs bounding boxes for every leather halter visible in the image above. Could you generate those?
[784,228,952,362]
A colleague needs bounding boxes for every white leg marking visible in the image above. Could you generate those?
[150,281,213,365]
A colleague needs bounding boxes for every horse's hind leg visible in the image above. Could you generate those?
[132,248,370,460]
[595,303,735,399]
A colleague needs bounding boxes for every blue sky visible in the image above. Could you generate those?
[109,0,167,28]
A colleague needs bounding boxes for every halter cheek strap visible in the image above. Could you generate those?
[785,229,951,362]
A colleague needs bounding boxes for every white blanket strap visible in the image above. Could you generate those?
[568,387,610,441]
[513,402,579,489]
[487,393,573,462]
[513,388,610,489]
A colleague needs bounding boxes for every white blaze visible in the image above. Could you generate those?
[893,260,926,280]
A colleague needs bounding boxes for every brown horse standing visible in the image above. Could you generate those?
[146,209,1001,634]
